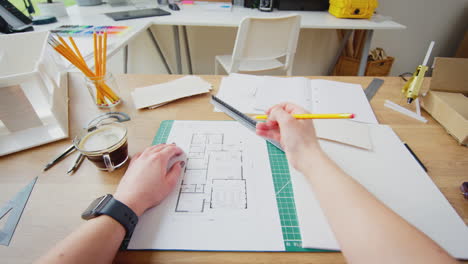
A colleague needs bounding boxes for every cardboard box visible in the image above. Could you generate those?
[455,31,468,58]
[422,57,468,145]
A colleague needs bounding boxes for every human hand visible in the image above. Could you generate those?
[114,144,185,217]
[256,103,322,171]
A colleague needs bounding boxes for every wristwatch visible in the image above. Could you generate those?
[82,194,138,250]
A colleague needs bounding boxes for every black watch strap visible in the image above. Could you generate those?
[82,194,139,250]
[100,196,139,250]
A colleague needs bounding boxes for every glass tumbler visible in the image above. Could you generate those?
[85,72,122,108]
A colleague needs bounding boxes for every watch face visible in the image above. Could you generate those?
[81,194,112,220]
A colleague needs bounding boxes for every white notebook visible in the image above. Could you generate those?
[216,74,378,124]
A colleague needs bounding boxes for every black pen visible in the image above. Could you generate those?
[43,145,76,171]
[67,154,85,175]
[403,143,427,172]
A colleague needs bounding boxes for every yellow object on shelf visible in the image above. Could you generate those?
[329,0,378,19]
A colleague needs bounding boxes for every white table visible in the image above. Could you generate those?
[36,3,405,75]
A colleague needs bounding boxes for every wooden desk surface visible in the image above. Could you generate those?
[0,74,466,264]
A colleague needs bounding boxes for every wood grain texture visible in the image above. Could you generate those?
[0,74,466,264]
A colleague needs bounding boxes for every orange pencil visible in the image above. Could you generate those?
[68,36,85,64]
[49,34,119,105]
[103,31,108,75]
[254,113,355,119]
[93,32,98,75]
[97,32,102,76]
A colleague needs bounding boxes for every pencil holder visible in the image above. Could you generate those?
[85,73,122,108]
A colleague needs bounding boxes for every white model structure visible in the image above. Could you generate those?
[0,31,68,156]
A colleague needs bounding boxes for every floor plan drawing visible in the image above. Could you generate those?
[175,133,248,213]
[129,121,284,251]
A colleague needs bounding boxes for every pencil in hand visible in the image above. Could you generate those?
[254,113,355,120]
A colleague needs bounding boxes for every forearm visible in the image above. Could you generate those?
[35,215,125,264]
[299,150,456,264]
[35,145,183,264]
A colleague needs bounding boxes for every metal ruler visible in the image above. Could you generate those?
[210,95,283,151]
[0,177,38,246]
[364,78,384,101]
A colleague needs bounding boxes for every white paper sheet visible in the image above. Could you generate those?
[254,76,311,111]
[128,121,285,251]
[131,76,212,109]
[214,73,264,114]
[314,119,372,150]
[292,124,468,258]
[309,80,378,124]
[216,75,378,124]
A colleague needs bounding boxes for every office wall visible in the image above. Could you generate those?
[372,0,468,76]
[122,25,340,76]
[120,0,468,77]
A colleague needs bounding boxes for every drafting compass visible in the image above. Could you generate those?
[0,177,38,246]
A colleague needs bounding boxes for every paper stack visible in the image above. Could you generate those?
[216,74,378,124]
[132,76,212,109]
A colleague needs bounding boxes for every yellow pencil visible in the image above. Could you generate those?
[56,35,74,56]
[97,33,102,76]
[254,113,355,119]
[49,34,119,105]
[103,30,108,75]
[93,32,98,75]
[68,36,85,64]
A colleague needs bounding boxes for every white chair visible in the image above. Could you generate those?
[215,14,301,76]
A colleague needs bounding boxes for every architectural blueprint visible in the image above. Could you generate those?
[128,121,285,251]
[176,133,247,213]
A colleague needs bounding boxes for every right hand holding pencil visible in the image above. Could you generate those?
[256,103,323,171]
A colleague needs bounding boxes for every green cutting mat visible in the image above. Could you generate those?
[152,120,174,146]
[153,120,325,252]
[266,143,322,252]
